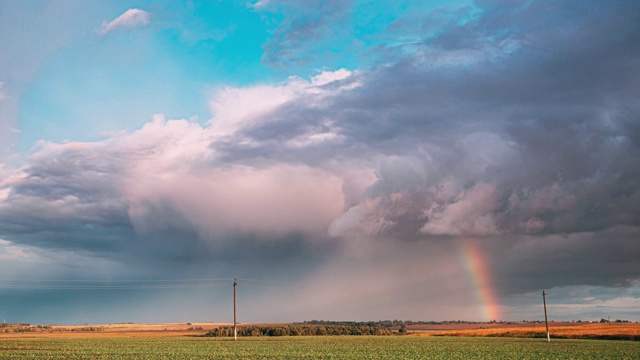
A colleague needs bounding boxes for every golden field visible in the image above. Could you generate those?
[1,321,639,341]
[420,322,640,340]
[0,322,226,339]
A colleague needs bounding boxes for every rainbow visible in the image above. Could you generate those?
[459,239,501,321]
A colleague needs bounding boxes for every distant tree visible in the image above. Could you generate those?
[398,324,408,335]
[315,326,327,335]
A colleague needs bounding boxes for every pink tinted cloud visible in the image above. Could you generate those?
[126,164,346,240]
[103,115,346,241]
[421,183,499,236]
[99,9,151,35]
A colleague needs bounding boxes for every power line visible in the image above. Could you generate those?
[237,278,305,286]
[0,278,235,290]
[0,278,234,283]
[0,277,307,291]
[0,284,230,290]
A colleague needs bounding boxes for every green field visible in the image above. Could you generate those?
[0,336,638,359]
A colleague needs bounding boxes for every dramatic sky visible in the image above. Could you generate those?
[1,0,639,325]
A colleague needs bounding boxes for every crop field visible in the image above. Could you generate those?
[422,322,640,341]
[1,335,639,359]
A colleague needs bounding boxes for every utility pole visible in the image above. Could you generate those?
[233,278,237,341]
[542,290,550,342]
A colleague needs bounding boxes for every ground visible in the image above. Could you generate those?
[1,321,639,340]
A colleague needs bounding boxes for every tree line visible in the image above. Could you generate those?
[204,324,393,337]
[299,320,491,327]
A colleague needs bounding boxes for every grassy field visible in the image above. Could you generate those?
[1,335,639,359]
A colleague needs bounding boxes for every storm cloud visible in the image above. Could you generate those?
[0,0,639,323]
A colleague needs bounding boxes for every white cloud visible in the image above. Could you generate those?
[120,118,346,239]
[252,0,271,10]
[285,128,344,148]
[99,9,151,35]
[309,68,353,87]
[4,113,348,244]
[128,119,344,238]
[208,69,357,139]
[209,82,298,138]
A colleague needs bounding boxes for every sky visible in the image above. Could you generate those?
[0,0,639,325]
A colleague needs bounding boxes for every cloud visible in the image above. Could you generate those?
[421,183,500,236]
[2,0,640,322]
[257,0,354,67]
[99,9,151,35]
[208,69,357,140]
[222,0,640,294]
[0,238,31,261]
[252,0,271,9]
[0,96,353,258]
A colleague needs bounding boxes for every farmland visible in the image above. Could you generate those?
[1,335,639,359]
[1,322,640,359]
[420,322,640,341]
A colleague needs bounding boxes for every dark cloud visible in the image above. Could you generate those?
[0,148,132,252]
[223,0,640,290]
[490,227,640,292]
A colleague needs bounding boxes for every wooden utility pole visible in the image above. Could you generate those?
[233,278,237,341]
[542,290,550,342]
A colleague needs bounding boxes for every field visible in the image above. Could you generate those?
[1,335,640,359]
[418,322,640,341]
[1,322,640,359]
